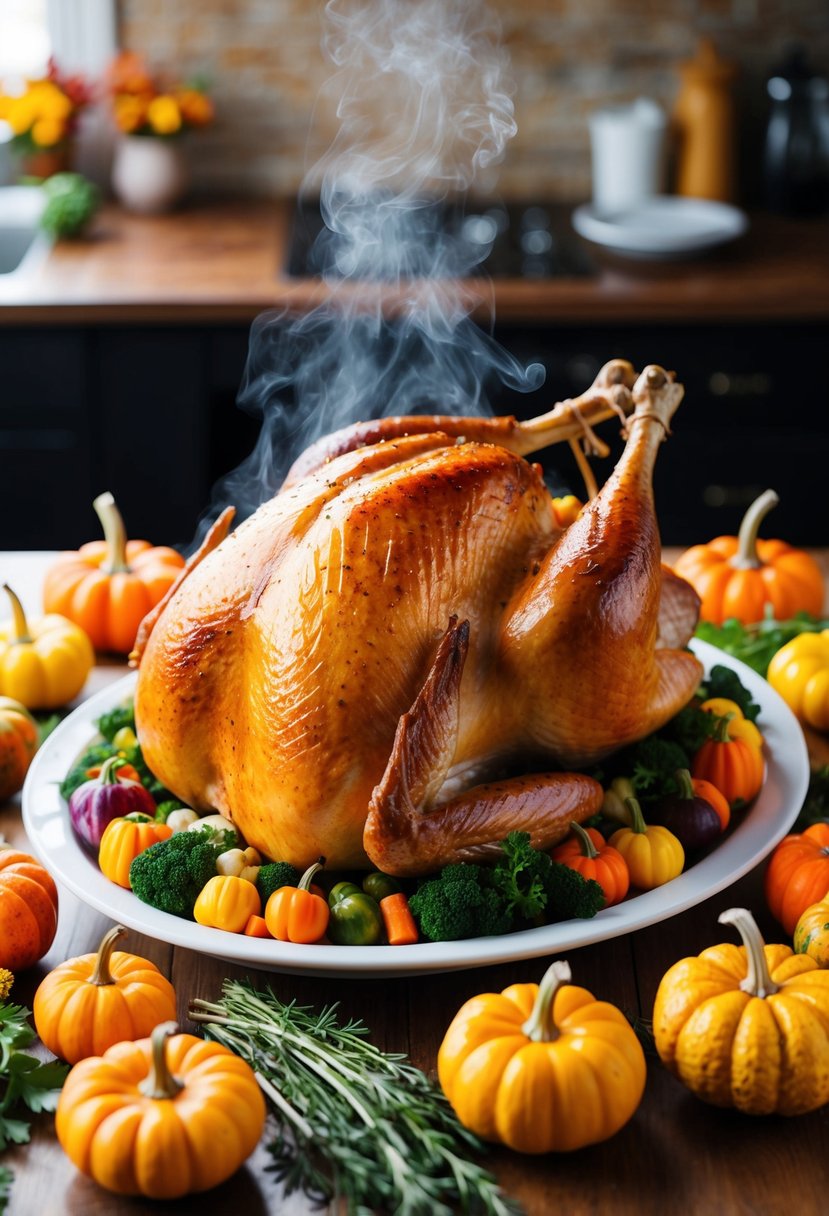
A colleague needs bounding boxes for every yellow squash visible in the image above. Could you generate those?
[653,906,829,1115]
[56,1021,265,1198]
[0,584,93,709]
[438,959,646,1153]
[608,796,684,890]
[793,895,829,967]
[768,631,829,732]
[194,874,261,933]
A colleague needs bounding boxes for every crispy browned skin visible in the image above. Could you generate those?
[135,364,701,874]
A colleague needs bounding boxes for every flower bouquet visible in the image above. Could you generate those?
[0,58,93,179]
[107,52,215,213]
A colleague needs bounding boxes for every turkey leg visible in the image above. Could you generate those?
[282,359,637,488]
[363,617,603,877]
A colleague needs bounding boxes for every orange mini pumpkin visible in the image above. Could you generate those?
[33,923,177,1063]
[42,491,185,654]
[673,489,824,625]
[765,823,829,935]
[0,697,39,801]
[0,844,59,970]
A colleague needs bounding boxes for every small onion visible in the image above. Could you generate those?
[68,755,156,850]
[650,770,722,855]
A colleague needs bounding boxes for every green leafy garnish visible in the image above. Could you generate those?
[696,612,829,677]
[0,1165,12,1215]
[702,664,761,722]
[96,702,136,744]
[0,1002,68,1153]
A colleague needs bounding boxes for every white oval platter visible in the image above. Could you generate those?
[22,640,808,978]
[572,196,749,259]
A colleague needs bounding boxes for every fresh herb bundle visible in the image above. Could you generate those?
[190,981,519,1216]
[0,1001,68,1153]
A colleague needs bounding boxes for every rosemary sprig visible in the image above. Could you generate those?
[190,981,519,1216]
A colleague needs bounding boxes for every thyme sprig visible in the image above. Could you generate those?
[189,981,519,1216]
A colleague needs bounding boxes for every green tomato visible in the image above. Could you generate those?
[362,871,400,902]
[328,893,384,945]
[328,881,362,908]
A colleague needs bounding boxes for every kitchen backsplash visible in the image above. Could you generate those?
[118,0,829,203]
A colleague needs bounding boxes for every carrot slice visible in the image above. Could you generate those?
[380,892,419,945]
[243,914,272,938]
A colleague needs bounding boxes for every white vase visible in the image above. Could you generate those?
[111,136,189,214]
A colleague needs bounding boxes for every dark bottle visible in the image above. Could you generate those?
[764,48,829,215]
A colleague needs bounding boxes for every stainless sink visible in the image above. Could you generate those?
[0,186,48,275]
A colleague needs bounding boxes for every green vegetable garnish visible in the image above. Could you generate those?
[328,891,384,945]
[0,1164,12,1215]
[409,833,604,943]
[702,664,761,723]
[0,1000,68,1154]
[96,702,136,743]
[129,829,232,918]
[696,611,829,677]
[190,981,518,1216]
[794,764,829,832]
[256,861,301,905]
[39,172,99,239]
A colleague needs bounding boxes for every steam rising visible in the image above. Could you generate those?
[196,0,544,545]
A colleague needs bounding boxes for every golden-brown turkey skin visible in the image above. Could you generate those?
[135,366,701,872]
[135,432,562,869]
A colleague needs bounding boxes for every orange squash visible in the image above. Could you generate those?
[98,814,173,888]
[0,697,39,801]
[55,1021,265,1198]
[0,844,59,970]
[765,823,829,935]
[673,489,824,625]
[42,491,185,654]
[33,924,176,1064]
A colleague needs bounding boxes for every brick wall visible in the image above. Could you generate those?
[118,0,829,204]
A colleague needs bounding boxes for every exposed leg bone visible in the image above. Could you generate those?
[363,617,603,876]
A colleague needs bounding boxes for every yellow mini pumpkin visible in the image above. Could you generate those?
[653,906,829,1115]
[0,584,93,709]
[793,895,829,967]
[438,959,646,1153]
[56,1021,265,1198]
[33,923,176,1063]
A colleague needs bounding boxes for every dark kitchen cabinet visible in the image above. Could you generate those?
[0,318,825,551]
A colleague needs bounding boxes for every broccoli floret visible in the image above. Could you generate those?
[153,799,187,823]
[410,870,512,941]
[129,831,226,918]
[665,704,719,756]
[257,862,301,905]
[542,861,605,922]
[703,664,761,723]
[626,736,691,799]
[96,703,136,743]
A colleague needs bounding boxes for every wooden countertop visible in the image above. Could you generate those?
[1,199,829,325]
[2,550,829,1216]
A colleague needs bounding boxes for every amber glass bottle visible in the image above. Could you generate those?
[673,38,738,202]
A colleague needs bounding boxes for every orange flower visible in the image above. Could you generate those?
[147,94,182,135]
[175,88,214,127]
[114,93,148,133]
[108,51,155,97]
[31,117,66,147]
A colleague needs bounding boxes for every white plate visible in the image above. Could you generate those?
[22,640,808,978]
[572,196,749,259]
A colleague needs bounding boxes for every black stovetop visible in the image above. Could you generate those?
[284,196,596,280]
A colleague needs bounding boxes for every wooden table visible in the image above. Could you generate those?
[2,551,828,1216]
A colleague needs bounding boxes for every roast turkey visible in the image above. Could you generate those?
[133,360,702,874]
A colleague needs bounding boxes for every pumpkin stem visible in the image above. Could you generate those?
[675,769,695,800]
[521,960,572,1043]
[88,923,128,986]
[2,585,32,644]
[731,489,779,571]
[298,857,325,892]
[718,907,780,999]
[139,1021,184,1101]
[624,796,648,835]
[93,491,131,574]
[570,821,599,859]
[712,714,734,744]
